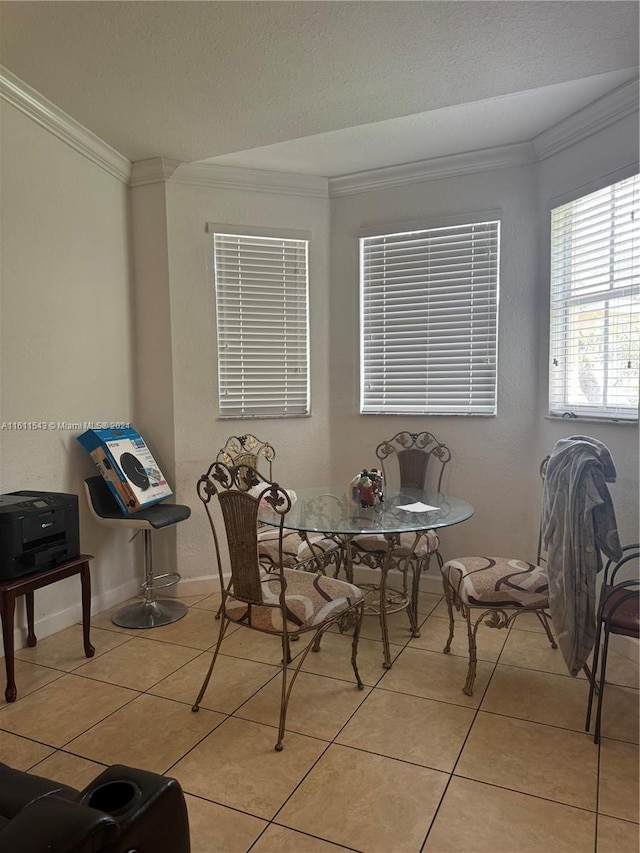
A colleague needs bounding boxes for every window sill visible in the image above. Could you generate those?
[546,415,638,427]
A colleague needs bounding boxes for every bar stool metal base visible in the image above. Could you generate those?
[112,598,187,629]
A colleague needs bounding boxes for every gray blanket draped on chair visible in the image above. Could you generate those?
[541,435,622,676]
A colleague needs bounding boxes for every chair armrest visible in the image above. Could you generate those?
[0,795,117,853]
[80,765,190,853]
[0,761,78,818]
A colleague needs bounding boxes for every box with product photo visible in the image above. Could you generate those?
[77,427,173,514]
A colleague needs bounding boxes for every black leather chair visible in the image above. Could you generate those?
[0,762,190,852]
[84,476,191,629]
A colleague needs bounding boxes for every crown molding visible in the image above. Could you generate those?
[533,78,639,161]
[129,158,182,187]
[130,159,328,196]
[329,143,536,197]
[3,62,635,196]
[166,162,329,197]
[0,66,131,185]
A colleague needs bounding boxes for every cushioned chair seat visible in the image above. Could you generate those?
[226,569,364,632]
[442,556,549,608]
[257,527,340,568]
[351,529,440,558]
[601,587,640,637]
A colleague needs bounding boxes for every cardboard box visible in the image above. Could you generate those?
[77,427,172,514]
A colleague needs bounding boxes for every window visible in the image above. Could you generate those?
[360,219,500,415]
[211,228,310,418]
[549,175,640,421]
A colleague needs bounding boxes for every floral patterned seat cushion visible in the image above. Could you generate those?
[257,527,340,569]
[225,569,364,633]
[442,556,549,608]
[350,529,440,558]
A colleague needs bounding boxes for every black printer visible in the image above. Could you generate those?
[0,491,80,580]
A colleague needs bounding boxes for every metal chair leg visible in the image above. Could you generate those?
[403,559,420,638]
[535,610,558,648]
[350,600,365,689]
[274,603,365,751]
[442,574,455,654]
[379,561,393,669]
[593,626,611,744]
[276,632,290,751]
[585,619,604,734]
[462,606,479,696]
[192,613,230,711]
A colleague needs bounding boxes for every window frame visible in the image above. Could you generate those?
[359,213,501,417]
[208,223,311,420]
[547,173,640,423]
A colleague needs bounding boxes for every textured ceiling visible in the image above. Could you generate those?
[203,70,638,177]
[0,1,638,172]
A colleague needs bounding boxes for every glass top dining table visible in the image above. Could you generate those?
[258,486,474,536]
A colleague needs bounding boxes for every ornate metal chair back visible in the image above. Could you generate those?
[197,462,291,606]
[376,431,451,493]
[216,434,276,482]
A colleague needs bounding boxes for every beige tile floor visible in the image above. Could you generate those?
[0,590,638,853]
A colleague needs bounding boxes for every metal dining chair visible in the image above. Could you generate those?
[440,458,556,695]
[191,462,365,751]
[585,544,639,744]
[349,430,451,668]
[217,433,342,576]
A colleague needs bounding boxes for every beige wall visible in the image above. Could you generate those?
[329,163,545,567]
[536,111,640,547]
[0,102,137,639]
[327,115,639,571]
[132,177,331,583]
[2,91,638,637]
[170,181,331,582]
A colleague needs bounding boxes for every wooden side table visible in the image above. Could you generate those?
[0,554,95,702]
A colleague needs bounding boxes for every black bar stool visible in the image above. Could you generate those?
[84,476,191,628]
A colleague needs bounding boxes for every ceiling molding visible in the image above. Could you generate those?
[533,78,639,161]
[0,65,131,185]
[2,63,636,196]
[329,143,536,197]
[166,162,329,198]
[130,158,182,187]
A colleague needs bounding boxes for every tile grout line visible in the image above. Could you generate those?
[4,597,637,852]
[419,623,506,852]
[248,604,439,849]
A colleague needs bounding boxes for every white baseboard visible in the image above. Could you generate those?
[8,568,636,670]
[350,565,444,596]
[170,568,442,599]
[170,575,221,597]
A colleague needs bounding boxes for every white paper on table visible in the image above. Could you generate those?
[397,501,440,512]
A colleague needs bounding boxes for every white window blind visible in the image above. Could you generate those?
[549,174,640,421]
[360,220,500,415]
[213,231,310,418]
